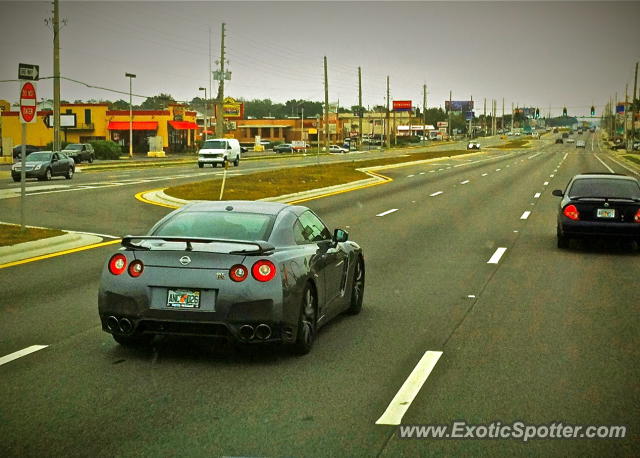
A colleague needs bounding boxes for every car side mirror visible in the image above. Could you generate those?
[333,228,349,243]
[552,189,564,197]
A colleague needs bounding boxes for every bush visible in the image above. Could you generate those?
[45,141,69,151]
[90,140,122,160]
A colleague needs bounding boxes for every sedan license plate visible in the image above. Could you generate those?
[597,208,615,219]
[167,289,201,309]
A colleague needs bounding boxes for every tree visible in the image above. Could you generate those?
[109,99,130,110]
[140,93,175,110]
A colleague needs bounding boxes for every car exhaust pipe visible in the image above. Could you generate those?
[254,324,271,340]
[106,316,119,332]
[118,318,134,335]
[239,325,254,340]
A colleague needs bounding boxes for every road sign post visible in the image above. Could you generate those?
[18,65,39,230]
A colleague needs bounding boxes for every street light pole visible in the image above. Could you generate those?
[199,87,208,141]
[125,72,136,158]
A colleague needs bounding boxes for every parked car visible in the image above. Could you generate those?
[555,138,564,144]
[61,143,95,163]
[553,173,640,249]
[467,142,481,150]
[98,201,365,355]
[12,144,44,159]
[329,144,349,154]
[576,140,586,148]
[273,143,294,153]
[197,138,241,168]
[11,151,75,182]
[566,138,576,144]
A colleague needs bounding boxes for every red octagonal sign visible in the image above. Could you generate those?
[19,81,37,123]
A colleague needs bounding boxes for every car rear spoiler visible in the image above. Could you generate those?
[121,236,275,255]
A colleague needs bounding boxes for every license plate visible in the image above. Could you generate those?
[167,289,201,309]
[597,208,615,219]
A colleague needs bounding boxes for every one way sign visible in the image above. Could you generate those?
[18,63,39,81]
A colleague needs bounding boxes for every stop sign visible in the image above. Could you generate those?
[19,81,37,123]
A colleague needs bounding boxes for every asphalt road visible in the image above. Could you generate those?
[1,132,638,457]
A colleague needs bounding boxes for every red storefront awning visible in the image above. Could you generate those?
[168,121,198,130]
[107,121,158,131]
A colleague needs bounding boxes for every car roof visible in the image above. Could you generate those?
[181,200,294,216]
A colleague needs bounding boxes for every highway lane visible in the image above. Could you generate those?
[2,133,638,456]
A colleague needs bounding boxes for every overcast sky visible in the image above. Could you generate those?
[0,1,638,117]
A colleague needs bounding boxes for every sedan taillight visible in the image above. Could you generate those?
[108,254,127,275]
[128,260,144,277]
[252,260,276,282]
[229,264,248,282]
[563,204,580,221]
[634,209,640,223]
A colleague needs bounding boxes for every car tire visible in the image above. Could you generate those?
[346,257,365,315]
[212,163,217,168]
[112,333,153,347]
[12,175,20,182]
[65,167,74,180]
[40,168,52,181]
[234,156,239,166]
[198,163,204,168]
[290,284,317,356]
[88,155,94,164]
[557,234,569,249]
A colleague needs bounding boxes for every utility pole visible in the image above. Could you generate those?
[502,98,505,131]
[448,90,452,139]
[511,102,514,132]
[358,66,363,148]
[468,95,473,138]
[208,26,212,141]
[632,62,638,143]
[52,0,61,152]
[324,56,329,153]
[215,23,228,138]
[624,84,629,147]
[423,84,427,144]
[483,98,486,136]
[386,76,390,148]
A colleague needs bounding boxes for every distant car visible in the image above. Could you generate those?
[562,132,569,139]
[12,144,44,159]
[553,173,640,249]
[98,200,365,355]
[11,151,75,182]
[633,141,640,151]
[555,138,564,144]
[198,138,241,168]
[566,138,576,144]
[329,144,349,154]
[467,142,481,150]
[273,143,294,153]
[576,140,586,148]
[61,143,95,163]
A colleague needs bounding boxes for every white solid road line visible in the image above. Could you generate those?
[460,180,470,184]
[376,208,399,217]
[606,154,640,176]
[528,152,542,159]
[375,350,443,426]
[594,154,615,173]
[0,345,48,367]
[520,211,531,220]
[430,191,443,197]
[407,174,415,178]
[534,192,541,198]
[563,153,568,160]
[487,247,507,264]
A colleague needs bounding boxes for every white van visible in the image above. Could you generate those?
[198,138,241,168]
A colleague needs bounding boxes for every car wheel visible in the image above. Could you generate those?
[234,156,239,166]
[112,333,153,347]
[12,175,20,182]
[291,284,317,355]
[346,257,365,314]
[65,167,74,180]
[557,234,569,249]
[212,163,217,168]
[198,163,204,168]
[88,155,94,164]
[40,168,52,181]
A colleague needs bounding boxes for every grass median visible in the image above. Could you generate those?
[491,139,531,149]
[0,223,66,247]
[165,149,472,201]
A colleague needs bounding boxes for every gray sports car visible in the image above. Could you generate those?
[98,201,365,355]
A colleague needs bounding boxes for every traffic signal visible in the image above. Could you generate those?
[563,107,567,116]
[590,106,595,116]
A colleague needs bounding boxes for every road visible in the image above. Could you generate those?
[1,132,638,456]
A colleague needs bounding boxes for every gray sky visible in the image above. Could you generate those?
[1,1,638,117]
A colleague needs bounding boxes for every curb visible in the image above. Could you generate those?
[0,232,104,265]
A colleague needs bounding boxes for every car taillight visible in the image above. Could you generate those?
[252,260,276,282]
[229,264,248,282]
[108,254,127,275]
[563,204,580,221]
[635,209,640,223]
[128,260,144,277]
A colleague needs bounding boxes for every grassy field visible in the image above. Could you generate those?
[165,149,472,201]
[491,139,530,149]
[623,155,640,165]
[0,223,66,247]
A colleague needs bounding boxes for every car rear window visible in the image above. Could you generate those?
[152,211,275,241]
[568,178,640,199]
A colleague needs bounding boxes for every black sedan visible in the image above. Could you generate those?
[12,144,44,159]
[11,151,75,182]
[98,201,365,355]
[552,173,640,249]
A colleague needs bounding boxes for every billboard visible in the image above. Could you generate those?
[393,100,412,111]
[45,113,76,128]
[616,103,625,114]
[445,100,473,112]
[465,111,474,121]
[219,97,244,120]
[437,121,448,128]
